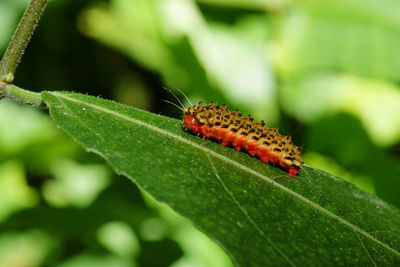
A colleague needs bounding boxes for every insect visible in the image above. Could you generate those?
[182,101,304,177]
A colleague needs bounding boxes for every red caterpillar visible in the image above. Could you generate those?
[183,101,304,177]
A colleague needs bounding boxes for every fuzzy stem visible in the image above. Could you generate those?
[1,83,46,108]
[0,0,48,83]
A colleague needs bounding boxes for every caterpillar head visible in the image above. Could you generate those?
[183,114,201,133]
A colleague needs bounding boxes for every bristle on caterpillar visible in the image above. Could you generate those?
[183,102,304,177]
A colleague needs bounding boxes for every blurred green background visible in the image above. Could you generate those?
[1,0,400,266]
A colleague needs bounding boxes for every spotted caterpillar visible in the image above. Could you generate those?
[183,101,304,177]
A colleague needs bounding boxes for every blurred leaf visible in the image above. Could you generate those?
[42,91,400,266]
[0,230,55,267]
[278,0,400,81]
[306,113,400,208]
[79,0,278,122]
[0,0,29,50]
[0,99,57,154]
[78,0,174,79]
[43,159,111,208]
[281,73,400,146]
[0,161,38,222]
[302,152,376,196]
[57,253,134,267]
[196,0,290,11]
[97,221,140,258]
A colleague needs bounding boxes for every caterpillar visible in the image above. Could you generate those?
[183,101,304,177]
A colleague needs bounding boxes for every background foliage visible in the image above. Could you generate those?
[0,0,399,266]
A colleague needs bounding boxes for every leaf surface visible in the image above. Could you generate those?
[42,91,400,266]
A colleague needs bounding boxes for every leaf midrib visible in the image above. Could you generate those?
[46,91,400,258]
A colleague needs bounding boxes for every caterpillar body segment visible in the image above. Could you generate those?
[183,102,304,177]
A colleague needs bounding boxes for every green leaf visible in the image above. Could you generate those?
[279,0,400,81]
[41,91,400,266]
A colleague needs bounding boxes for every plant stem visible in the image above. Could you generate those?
[0,0,48,83]
[1,83,45,108]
